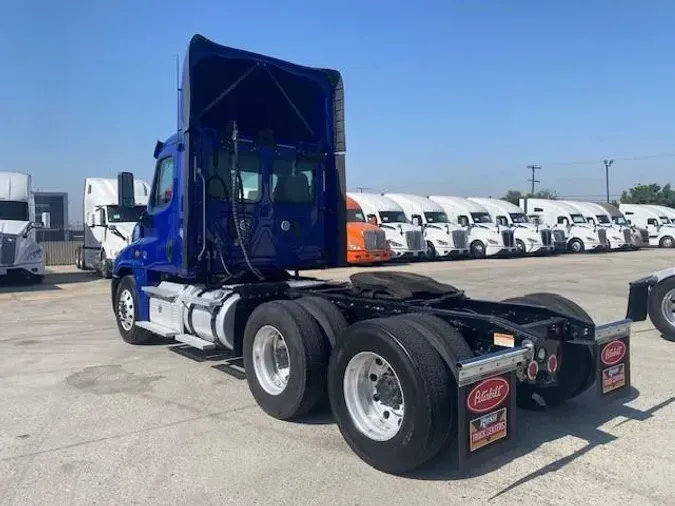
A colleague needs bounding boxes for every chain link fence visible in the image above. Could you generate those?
[37,229,83,267]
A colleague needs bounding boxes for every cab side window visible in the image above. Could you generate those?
[150,157,175,209]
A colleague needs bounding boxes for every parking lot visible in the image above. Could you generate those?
[1,250,675,505]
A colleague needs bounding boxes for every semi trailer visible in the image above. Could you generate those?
[427,195,517,258]
[345,196,392,265]
[520,198,607,253]
[110,34,634,475]
[347,192,426,259]
[0,171,50,283]
[467,197,556,255]
[383,193,469,259]
[619,203,675,248]
[76,177,151,277]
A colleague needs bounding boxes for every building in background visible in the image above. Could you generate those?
[35,191,69,241]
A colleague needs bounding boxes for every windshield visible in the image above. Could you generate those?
[570,214,586,224]
[379,211,408,223]
[424,211,448,223]
[106,205,146,223]
[0,201,29,221]
[509,213,529,224]
[613,216,628,225]
[660,216,671,224]
[347,209,366,223]
[471,212,493,223]
[595,215,611,224]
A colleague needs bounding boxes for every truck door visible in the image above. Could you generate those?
[269,150,325,265]
[647,218,659,237]
[141,155,179,271]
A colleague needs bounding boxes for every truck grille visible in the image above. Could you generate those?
[552,230,566,242]
[640,229,649,242]
[0,234,17,266]
[540,229,552,245]
[452,229,467,249]
[598,228,608,245]
[501,230,515,247]
[623,228,632,243]
[405,230,424,251]
[363,229,387,251]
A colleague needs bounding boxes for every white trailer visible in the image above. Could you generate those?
[467,197,556,255]
[427,195,517,258]
[619,203,675,248]
[519,198,607,253]
[0,172,50,282]
[77,177,150,277]
[382,193,469,258]
[346,192,426,259]
[559,200,630,251]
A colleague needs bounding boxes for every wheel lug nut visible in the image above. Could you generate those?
[369,374,377,382]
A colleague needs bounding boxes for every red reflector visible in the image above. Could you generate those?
[547,354,558,373]
[527,360,539,380]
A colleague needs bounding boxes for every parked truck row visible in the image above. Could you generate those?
[103,35,636,476]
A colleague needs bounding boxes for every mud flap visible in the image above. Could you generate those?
[626,276,654,322]
[594,320,632,401]
[455,346,532,470]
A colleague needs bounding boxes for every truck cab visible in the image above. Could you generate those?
[77,177,150,278]
[559,200,629,250]
[467,197,555,255]
[345,196,392,265]
[0,171,50,282]
[520,198,606,253]
[383,193,469,259]
[427,195,516,258]
[347,192,425,259]
[619,203,675,248]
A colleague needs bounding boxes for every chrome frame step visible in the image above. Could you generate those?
[135,320,178,337]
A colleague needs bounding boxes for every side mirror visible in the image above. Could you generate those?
[412,217,420,226]
[87,213,96,228]
[40,212,51,229]
[108,224,118,232]
[118,171,135,209]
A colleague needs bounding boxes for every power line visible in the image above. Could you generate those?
[548,152,675,168]
[527,164,541,193]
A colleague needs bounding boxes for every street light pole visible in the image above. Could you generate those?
[603,159,614,203]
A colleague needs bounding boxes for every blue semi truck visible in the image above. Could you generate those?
[110,34,634,474]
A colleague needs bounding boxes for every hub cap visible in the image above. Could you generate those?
[660,288,675,328]
[343,352,405,441]
[117,289,135,331]
[252,325,290,395]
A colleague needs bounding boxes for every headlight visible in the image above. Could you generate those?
[389,241,404,248]
[527,238,537,243]
[436,240,448,246]
[585,236,596,242]
[348,244,360,250]
[487,239,498,245]
[26,249,42,261]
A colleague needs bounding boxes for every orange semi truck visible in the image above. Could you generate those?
[346,196,392,265]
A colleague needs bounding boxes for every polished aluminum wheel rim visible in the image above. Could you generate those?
[252,325,290,396]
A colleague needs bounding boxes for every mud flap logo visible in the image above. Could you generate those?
[597,336,631,398]
[601,340,626,366]
[469,407,508,452]
[466,377,510,413]
[602,363,626,394]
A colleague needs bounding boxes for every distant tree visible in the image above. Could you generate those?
[620,183,675,206]
[501,188,559,205]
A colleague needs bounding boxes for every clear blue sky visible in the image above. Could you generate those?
[2,0,675,224]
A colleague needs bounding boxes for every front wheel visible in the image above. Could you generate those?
[659,235,674,248]
[470,240,486,259]
[568,238,585,253]
[426,241,437,259]
[328,317,452,475]
[647,277,675,342]
[100,252,112,279]
[114,275,152,345]
[515,239,526,256]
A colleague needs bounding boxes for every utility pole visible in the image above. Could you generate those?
[603,159,614,203]
[527,165,541,194]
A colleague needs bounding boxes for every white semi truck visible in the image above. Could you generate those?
[427,195,516,258]
[595,202,648,248]
[382,193,469,259]
[467,197,556,255]
[519,198,607,253]
[559,200,630,251]
[76,177,150,277]
[346,192,426,259]
[0,171,50,283]
[619,203,675,248]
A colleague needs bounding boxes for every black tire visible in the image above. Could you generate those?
[114,275,152,345]
[75,247,82,269]
[393,313,474,360]
[503,293,594,407]
[470,240,486,259]
[515,239,526,256]
[659,235,674,248]
[647,277,675,342]
[100,252,112,279]
[243,300,329,421]
[568,238,584,253]
[328,317,453,475]
[426,241,437,259]
[30,274,44,284]
[294,296,349,348]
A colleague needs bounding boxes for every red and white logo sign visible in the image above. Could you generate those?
[467,377,510,413]
[601,340,626,366]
